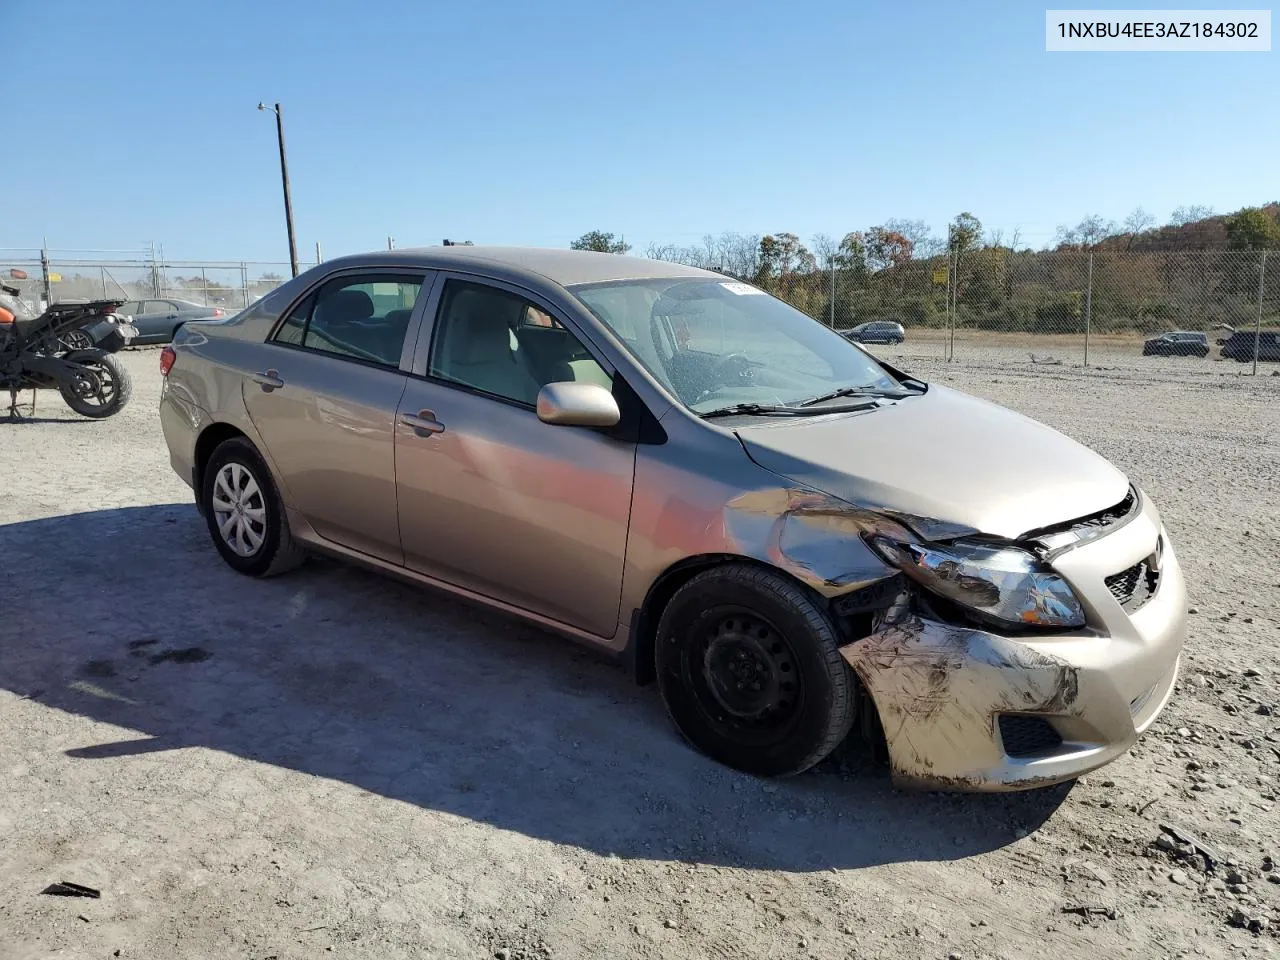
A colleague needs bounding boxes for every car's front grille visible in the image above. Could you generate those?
[998,715,1064,758]
[1105,557,1160,612]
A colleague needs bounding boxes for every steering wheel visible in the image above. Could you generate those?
[708,352,757,384]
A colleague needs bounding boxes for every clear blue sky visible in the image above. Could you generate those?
[4,0,1276,263]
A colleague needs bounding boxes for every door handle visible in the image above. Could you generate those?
[399,409,445,437]
[251,369,284,392]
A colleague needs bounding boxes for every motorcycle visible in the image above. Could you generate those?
[0,283,138,419]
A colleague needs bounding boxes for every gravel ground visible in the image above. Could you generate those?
[1,346,1278,960]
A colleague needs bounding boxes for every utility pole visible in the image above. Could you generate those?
[258,102,299,277]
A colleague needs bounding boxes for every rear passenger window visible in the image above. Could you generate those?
[271,274,424,367]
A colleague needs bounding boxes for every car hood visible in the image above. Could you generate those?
[734,384,1130,541]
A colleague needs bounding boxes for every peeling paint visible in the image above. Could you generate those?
[722,487,918,598]
[839,613,1084,790]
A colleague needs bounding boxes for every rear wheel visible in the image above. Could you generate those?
[61,328,94,351]
[201,437,306,577]
[655,563,856,777]
[58,353,131,418]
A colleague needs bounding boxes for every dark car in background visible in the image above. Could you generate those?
[1219,329,1280,362]
[1141,331,1209,357]
[843,320,906,345]
[116,298,227,345]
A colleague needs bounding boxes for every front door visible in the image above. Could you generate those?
[242,270,429,564]
[395,277,636,637]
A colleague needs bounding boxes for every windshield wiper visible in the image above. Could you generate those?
[699,403,806,419]
[699,398,884,419]
[797,385,914,407]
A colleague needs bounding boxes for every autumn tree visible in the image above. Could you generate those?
[947,212,983,254]
[1224,207,1280,250]
[884,219,944,258]
[570,231,630,254]
[863,227,913,272]
[755,232,816,285]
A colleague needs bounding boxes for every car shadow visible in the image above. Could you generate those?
[0,504,1070,873]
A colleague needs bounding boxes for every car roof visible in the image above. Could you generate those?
[312,246,720,287]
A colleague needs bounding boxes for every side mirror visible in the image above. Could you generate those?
[536,381,620,428]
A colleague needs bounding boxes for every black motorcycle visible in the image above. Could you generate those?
[0,284,137,419]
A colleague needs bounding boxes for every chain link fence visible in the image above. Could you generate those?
[0,249,314,316]
[753,249,1278,374]
[3,247,1277,373]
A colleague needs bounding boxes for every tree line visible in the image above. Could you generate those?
[570,204,1280,334]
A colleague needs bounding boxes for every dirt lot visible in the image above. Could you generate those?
[2,347,1278,960]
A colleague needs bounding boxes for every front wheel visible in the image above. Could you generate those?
[201,437,306,577]
[655,563,857,778]
[58,352,132,418]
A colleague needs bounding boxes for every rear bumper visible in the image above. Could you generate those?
[841,491,1186,791]
[158,378,207,494]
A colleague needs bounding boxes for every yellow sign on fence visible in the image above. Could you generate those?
[932,269,948,285]
[48,272,62,282]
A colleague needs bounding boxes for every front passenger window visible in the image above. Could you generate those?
[429,280,612,405]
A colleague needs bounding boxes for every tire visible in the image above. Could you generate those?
[58,352,132,418]
[655,563,857,778]
[201,436,306,577]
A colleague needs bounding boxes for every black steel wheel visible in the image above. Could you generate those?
[61,328,94,351]
[655,563,856,777]
[58,352,132,418]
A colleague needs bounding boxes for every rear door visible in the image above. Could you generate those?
[131,299,178,340]
[241,269,432,564]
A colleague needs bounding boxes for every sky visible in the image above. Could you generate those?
[3,0,1277,264]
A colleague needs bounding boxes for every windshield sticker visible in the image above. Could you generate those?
[719,281,765,296]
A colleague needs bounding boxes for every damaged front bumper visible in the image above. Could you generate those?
[839,492,1186,792]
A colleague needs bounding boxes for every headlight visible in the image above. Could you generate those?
[867,536,1086,629]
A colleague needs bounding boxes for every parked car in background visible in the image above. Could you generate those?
[158,246,1185,792]
[843,320,905,345]
[1141,331,1209,357]
[114,298,226,345]
[1219,329,1280,362]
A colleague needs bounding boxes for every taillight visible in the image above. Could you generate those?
[159,346,176,376]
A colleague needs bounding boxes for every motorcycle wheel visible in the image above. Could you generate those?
[58,352,133,418]
[61,329,95,351]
